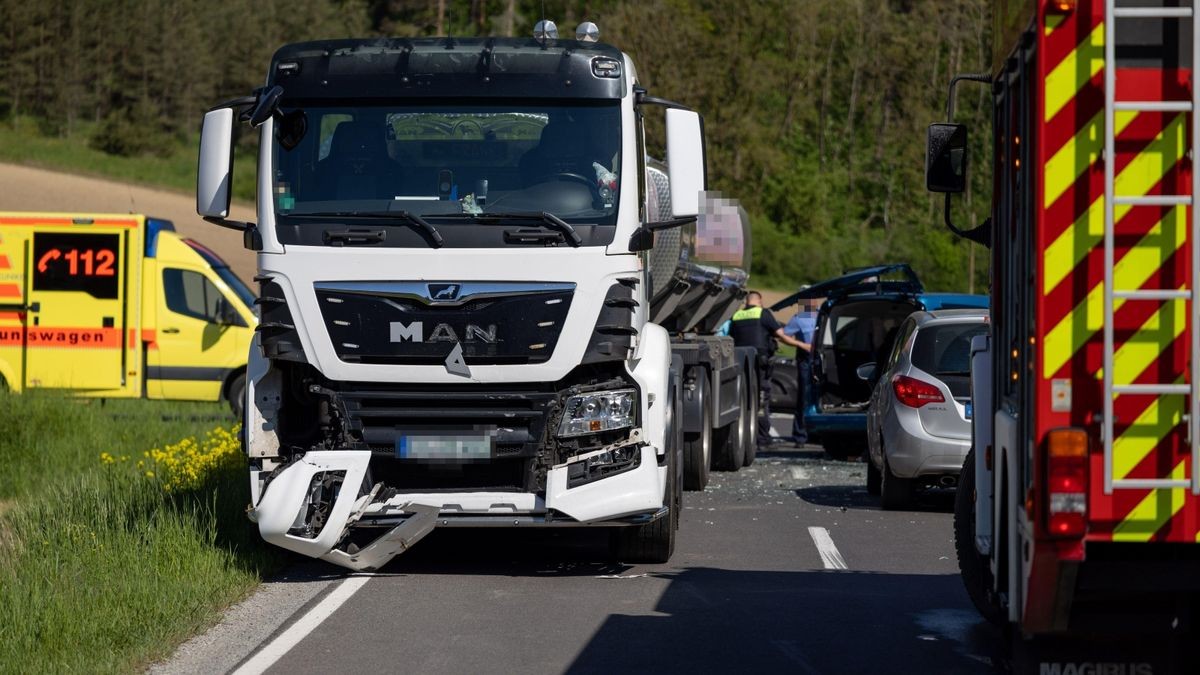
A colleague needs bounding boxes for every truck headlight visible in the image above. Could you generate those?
[557,389,636,438]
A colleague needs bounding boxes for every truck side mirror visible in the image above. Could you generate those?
[197,108,235,220]
[926,122,968,193]
[665,108,705,218]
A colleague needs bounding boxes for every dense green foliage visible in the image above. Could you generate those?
[0,395,280,673]
[0,0,993,291]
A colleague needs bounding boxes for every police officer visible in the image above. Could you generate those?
[729,291,805,446]
[783,295,818,445]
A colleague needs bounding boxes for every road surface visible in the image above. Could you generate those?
[158,417,1002,675]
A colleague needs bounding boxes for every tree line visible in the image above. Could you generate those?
[0,0,992,291]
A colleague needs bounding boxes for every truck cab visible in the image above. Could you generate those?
[197,26,720,570]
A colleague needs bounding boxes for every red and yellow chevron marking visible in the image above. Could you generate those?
[1037,2,1194,544]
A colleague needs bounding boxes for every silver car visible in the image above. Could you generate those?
[863,309,988,509]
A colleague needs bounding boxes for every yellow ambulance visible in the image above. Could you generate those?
[0,212,256,415]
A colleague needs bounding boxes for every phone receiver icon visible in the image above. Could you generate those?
[37,248,62,273]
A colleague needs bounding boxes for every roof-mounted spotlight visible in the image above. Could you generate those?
[533,20,558,44]
[575,21,599,43]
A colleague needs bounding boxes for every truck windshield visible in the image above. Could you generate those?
[271,102,622,247]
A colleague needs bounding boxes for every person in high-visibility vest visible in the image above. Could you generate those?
[729,291,807,446]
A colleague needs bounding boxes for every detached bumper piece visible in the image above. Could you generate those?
[251,446,666,571]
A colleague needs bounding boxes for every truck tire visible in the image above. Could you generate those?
[225,371,247,420]
[682,369,711,491]
[741,369,758,467]
[954,449,1004,625]
[880,451,915,510]
[611,410,678,563]
[866,459,882,496]
[713,379,746,471]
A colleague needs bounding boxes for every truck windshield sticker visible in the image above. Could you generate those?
[32,233,121,299]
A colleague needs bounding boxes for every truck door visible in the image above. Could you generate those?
[148,265,245,401]
[25,228,130,390]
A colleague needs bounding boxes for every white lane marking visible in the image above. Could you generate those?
[232,574,372,675]
[807,527,848,570]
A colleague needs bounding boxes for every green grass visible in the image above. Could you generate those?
[0,118,257,203]
[0,394,281,673]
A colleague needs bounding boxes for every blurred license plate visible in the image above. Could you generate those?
[964,402,973,420]
[396,433,494,460]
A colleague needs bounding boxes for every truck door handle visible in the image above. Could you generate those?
[162,328,180,334]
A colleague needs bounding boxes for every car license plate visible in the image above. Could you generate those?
[964,402,973,420]
[396,432,494,460]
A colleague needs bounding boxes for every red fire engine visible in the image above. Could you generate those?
[928,0,1198,649]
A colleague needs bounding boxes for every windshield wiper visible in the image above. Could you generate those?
[290,211,444,248]
[431,211,582,247]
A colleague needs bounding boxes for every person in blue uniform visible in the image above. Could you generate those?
[729,291,805,446]
[783,295,818,445]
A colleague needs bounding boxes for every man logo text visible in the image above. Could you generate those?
[390,322,498,344]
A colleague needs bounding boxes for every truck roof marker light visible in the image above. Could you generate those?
[576,21,599,43]
[534,20,558,45]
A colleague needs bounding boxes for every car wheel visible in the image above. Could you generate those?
[823,435,863,461]
[867,458,882,496]
[880,451,915,510]
[954,449,1004,624]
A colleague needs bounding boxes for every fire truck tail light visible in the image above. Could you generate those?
[892,375,946,408]
[1046,428,1089,538]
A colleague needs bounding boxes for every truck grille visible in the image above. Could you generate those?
[334,382,559,491]
[315,281,574,366]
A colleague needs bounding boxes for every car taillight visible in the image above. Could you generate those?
[892,375,946,408]
[1046,428,1088,538]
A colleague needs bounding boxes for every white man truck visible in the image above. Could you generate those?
[196,22,756,571]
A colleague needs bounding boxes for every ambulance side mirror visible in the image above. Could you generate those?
[215,297,242,326]
[197,108,242,227]
[665,108,705,218]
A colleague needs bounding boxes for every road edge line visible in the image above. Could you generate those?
[231,574,372,675]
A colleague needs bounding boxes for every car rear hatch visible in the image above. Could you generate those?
[774,264,923,414]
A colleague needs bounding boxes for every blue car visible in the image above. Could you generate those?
[770,264,987,460]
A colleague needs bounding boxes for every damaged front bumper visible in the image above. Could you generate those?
[250,445,666,572]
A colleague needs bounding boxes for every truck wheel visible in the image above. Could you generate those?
[611,417,678,563]
[682,369,711,491]
[880,452,915,510]
[741,369,758,467]
[713,382,746,471]
[954,449,1004,625]
[225,371,247,420]
[867,459,882,496]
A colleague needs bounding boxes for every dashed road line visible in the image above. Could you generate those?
[232,574,372,675]
[807,526,848,570]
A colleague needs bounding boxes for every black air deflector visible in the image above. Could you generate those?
[315,281,574,365]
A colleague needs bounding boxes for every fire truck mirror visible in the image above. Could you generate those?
[925,122,968,194]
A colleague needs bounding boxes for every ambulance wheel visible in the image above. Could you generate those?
[225,371,247,420]
[954,449,1004,625]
